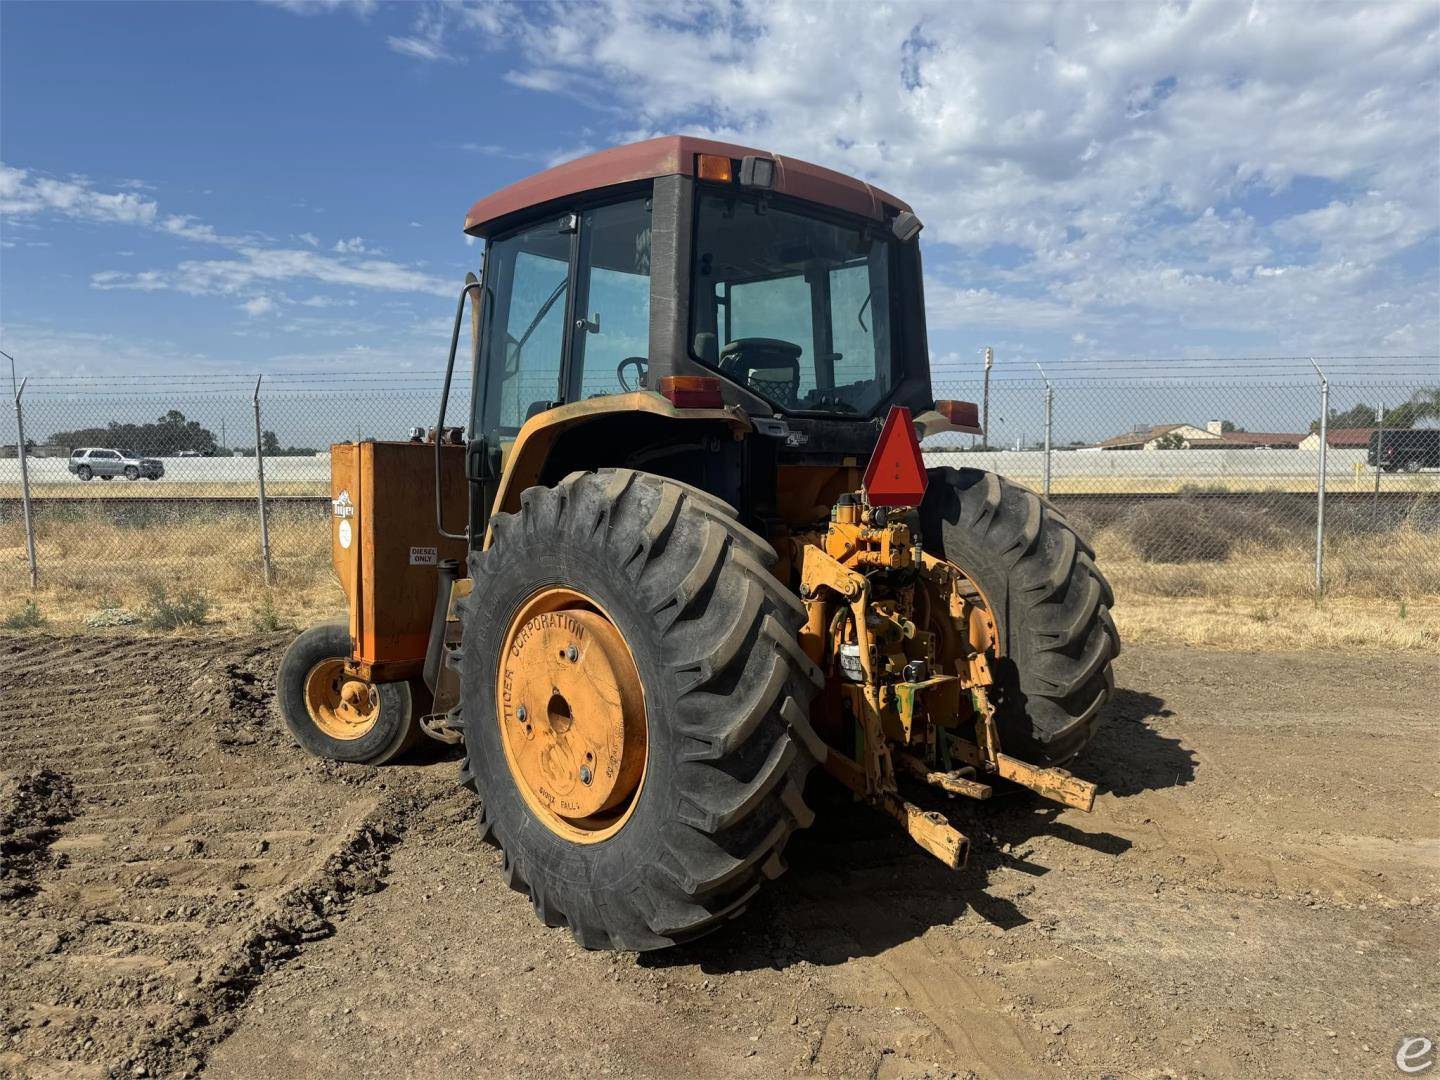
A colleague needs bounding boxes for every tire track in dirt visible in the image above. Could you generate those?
[0,634,418,1079]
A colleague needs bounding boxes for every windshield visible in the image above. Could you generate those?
[689,190,896,416]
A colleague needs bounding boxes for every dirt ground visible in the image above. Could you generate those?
[1,632,1435,1080]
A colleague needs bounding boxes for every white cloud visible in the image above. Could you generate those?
[263,0,376,16]
[3,164,453,304]
[1,164,159,227]
[387,35,457,62]
[390,0,1438,355]
[92,246,452,299]
[1273,193,1434,263]
[0,323,216,380]
[385,2,459,62]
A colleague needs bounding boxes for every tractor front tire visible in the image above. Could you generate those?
[920,468,1120,765]
[276,621,423,765]
[456,470,823,951]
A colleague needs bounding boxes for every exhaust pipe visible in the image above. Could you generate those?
[423,558,461,694]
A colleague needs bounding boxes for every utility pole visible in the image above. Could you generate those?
[981,346,994,450]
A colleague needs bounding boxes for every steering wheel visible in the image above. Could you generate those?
[617,356,648,392]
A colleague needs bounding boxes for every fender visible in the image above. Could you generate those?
[485,390,751,540]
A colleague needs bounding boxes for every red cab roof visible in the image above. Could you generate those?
[463,135,910,237]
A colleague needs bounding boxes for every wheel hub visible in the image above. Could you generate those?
[497,588,646,842]
[304,659,380,740]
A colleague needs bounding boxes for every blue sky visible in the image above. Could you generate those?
[2,0,1438,391]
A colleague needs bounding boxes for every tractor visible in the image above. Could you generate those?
[277,136,1120,951]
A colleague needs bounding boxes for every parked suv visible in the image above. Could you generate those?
[68,447,166,481]
[1368,429,1440,473]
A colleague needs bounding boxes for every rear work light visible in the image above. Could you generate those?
[934,399,981,429]
[659,375,725,409]
[695,153,733,182]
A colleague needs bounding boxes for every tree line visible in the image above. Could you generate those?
[46,409,317,456]
[1311,387,1440,432]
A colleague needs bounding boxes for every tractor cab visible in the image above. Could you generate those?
[277,136,1120,953]
[448,136,967,542]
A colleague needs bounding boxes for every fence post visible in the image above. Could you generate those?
[13,378,38,588]
[1311,359,1328,594]
[981,346,994,449]
[1371,403,1384,525]
[1036,363,1053,498]
[252,376,273,586]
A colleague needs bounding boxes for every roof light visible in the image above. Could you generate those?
[891,210,923,242]
[659,375,725,409]
[696,154,733,182]
[935,399,981,430]
[864,405,928,507]
[739,155,775,189]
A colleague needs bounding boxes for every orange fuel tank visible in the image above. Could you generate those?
[329,440,469,682]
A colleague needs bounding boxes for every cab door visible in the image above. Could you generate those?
[474,215,575,451]
[466,196,655,542]
[468,214,576,539]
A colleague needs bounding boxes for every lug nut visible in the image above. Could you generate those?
[566,644,579,662]
[579,764,593,785]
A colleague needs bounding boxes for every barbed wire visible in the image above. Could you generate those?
[15,353,1438,385]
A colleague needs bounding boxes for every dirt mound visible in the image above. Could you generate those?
[0,632,446,1079]
[0,768,77,901]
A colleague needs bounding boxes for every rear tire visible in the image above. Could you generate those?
[276,620,422,765]
[77,466,92,481]
[456,469,823,951]
[920,468,1120,765]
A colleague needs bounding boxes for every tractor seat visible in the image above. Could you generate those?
[718,338,802,407]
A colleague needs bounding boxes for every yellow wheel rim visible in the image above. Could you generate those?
[304,659,381,741]
[496,587,647,844]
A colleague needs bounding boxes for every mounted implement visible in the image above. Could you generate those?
[277,136,1120,950]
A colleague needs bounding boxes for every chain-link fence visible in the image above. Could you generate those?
[926,372,1439,609]
[2,368,1436,628]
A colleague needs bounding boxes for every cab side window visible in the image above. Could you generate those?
[570,200,651,399]
[479,218,571,437]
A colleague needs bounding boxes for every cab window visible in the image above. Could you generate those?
[689,190,897,416]
[478,217,571,438]
[569,199,652,399]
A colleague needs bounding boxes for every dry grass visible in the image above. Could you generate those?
[0,504,344,632]
[6,472,1437,500]
[0,481,327,499]
[1114,595,1440,652]
[1041,473,1438,495]
[1091,515,1440,650]
[2,504,1437,653]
